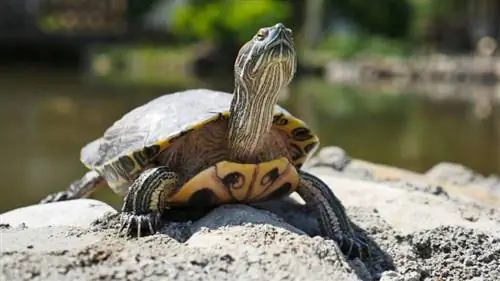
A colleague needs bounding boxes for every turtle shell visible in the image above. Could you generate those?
[81,89,319,190]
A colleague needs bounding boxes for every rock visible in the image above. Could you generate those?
[424,162,500,207]
[404,226,500,281]
[306,146,351,171]
[307,147,500,208]
[188,204,308,238]
[310,170,500,237]
[185,223,363,281]
[1,203,372,281]
[1,226,107,253]
[0,199,116,229]
[426,162,500,190]
[403,271,421,281]
[379,271,403,281]
[426,162,484,185]
[1,168,499,281]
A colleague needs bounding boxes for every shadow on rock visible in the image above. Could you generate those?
[254,198,396,280]
[90,197,396,281]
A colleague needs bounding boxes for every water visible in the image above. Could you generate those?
[0,70,498,213]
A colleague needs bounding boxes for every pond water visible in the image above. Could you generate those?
[0,69,498,212]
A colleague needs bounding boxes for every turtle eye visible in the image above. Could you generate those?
[255,28,268,41]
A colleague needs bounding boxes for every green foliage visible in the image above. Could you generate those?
[88,45,198,87]
[426,0,467,18]
[172,0,291,43]
[293,78,408,118]
[407,0,467,40]
[407,0,433,40]
[307,33,412,63]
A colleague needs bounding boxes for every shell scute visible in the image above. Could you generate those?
[80,89,319,188]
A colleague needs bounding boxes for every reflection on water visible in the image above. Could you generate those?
[0,70,498,212]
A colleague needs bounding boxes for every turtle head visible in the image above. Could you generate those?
[228,23,297,161]
[234,23,297,94]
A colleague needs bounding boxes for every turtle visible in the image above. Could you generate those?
[40,23,370,260]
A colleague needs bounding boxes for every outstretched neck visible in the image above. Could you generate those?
[227,83,279,162]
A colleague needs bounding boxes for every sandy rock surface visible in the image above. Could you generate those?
[0,199,116,229]
[1,147,499,281]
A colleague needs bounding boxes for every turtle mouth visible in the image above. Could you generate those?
[266,42,294,62]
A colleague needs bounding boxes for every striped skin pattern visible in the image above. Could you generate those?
[40,23,371,261]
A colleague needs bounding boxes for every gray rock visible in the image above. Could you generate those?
[402,226,500,281]
[306,146,351,171]
[0,226,107,253]
[1,204,368,281]
[425,162,479,185]
[0,199,116,229]
[1,170,499,281]
[426,162,500,190]
[188,204,308,237]
[379,271,403,281]
[308,148,500,208]
[403,271,420,281]
[425,162,500,206]
[309,171,500,236]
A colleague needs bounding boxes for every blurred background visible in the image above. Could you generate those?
[0,0,499,212]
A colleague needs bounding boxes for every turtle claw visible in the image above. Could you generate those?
[338,234,371,261]
[39,192,71,204]
[118,212,160,238]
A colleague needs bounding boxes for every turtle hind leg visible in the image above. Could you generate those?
[39,170,105,204]
[119,166,180,238]
[296,170,371,261]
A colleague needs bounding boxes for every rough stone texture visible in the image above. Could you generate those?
[1,147,499,281]
[304,146,351,171]
[312,169,500,236]
[405,226,500,281]
[426,162,500,193]
[0,199,116,229]
[309,147,500,209]
[1,206,375,281]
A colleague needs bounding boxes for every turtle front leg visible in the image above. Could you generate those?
[40,170,105,203]
[119,166,180,237]
[296,170,371,260]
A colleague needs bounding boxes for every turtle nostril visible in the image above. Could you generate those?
[275,23,285,29]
